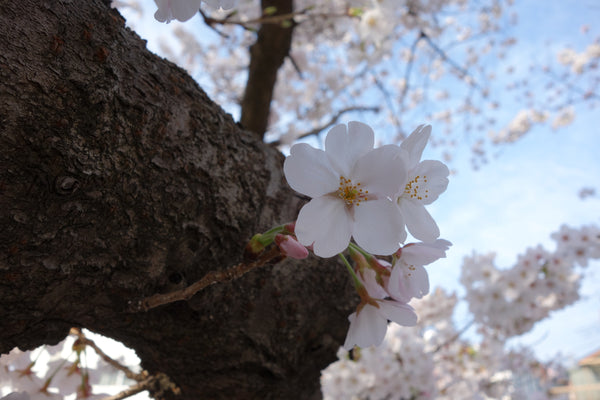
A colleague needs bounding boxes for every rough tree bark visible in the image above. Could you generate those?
[0,1,356,399]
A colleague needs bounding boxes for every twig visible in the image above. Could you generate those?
[72,329,180,400]
[71,329,145,381]
[98,373,180,400]
[200,7,351,31]
[130,246,282,312]
[270,106,380,146]
[199,9,231,38]
[432,319,474,353]
[420,31,479,88]
[391,32,423,127]
[99,376,153,400]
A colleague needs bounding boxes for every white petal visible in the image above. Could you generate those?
[343,305,387,350]
[398,199,440,243]
[295,196,352,257]
[388,265,411,303]
[352,145,408,197]
[378,300,418,326]
[410,160,449,205]
[154,0,172,22]
[400,125,431,169]
[325,122,374,177]
[284,143,339,198]
[406,265,429,299]
[401,241,448,266]
[352,199,406,255]
[171,0,201,22]
[359,267,389,300]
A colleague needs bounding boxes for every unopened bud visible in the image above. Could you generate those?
[244,234,266,261]
[275,234,308,259]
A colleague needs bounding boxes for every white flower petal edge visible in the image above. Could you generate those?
[325,121,374,178]
[398,198,440,243]
[388,239,451,302]
[401,239,452,265]
[409,160,450,206]
[353,199,406,255]
[352,144,408,197]
[343,304,387,350]
[154,0,201,23]
[400,124,431,169]
[396,125,449,242]
[283,143,339,198]
[294,196,352,258]
[343,301,417,350]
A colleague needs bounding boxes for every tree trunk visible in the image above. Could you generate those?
[0,1,355,399]
[240,0,294,138]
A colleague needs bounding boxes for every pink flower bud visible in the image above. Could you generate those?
[275,234,308,259]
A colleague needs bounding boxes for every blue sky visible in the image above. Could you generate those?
[118,0,600,364]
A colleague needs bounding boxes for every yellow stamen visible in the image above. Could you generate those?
[404,175,429,201]
[338,176,368,206]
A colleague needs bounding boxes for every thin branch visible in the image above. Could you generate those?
[200,7,351,31]
[72,329,145,382]
[130,246,282,312]
[72,329,180,400]
[396,32,423,117]
[270,106,380,146]
[544,68,600,102]
[99,376,153,400]
[199,9,231,38]
[432,319,474,353]
[98,373,180,400]
[420,31,480,88]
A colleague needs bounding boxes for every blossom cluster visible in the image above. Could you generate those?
[321,287,571,400]
[461,224,600,337]
[557,41,600,75]
[0,331,141,400]
[283,121,451,349]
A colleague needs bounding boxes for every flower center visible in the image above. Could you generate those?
[337,176,368,206]
[404,175,429,201]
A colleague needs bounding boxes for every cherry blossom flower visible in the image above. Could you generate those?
[343,261,417,350]
[154,0,201,23]
[387,239,451,303]
[284,122,408,257]
[395,125,450,243]
[343,301,417,350]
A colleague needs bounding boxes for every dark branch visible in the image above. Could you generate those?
[240,0,295,138]
[131,246,283,312]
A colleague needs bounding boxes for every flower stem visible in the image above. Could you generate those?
[339,253,362,290]
[348,242,371,258]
